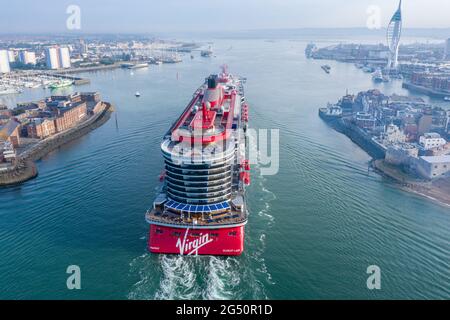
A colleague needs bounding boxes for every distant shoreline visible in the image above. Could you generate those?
[0,102,114,187]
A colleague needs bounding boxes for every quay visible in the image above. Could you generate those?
[402,82,449,98]
[44,72,90,85]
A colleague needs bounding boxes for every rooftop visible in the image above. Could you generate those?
[422,132,442,139]
[420,155,450,163]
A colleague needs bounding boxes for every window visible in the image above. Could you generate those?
[156,229,164,234]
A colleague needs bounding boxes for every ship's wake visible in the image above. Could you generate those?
[128,146,276,300]
[128,253,267,300]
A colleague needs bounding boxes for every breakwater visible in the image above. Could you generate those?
[0,102,113,187]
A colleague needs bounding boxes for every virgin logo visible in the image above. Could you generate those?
[176,228,213,255]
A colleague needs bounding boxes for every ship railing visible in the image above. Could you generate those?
[146,209,246,226]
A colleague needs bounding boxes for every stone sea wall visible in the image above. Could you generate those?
[0,102,113,187]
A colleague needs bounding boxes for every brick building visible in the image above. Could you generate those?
[0,119,21,148]
[54,103,87,132]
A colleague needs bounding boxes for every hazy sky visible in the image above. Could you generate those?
[1,0,449,33]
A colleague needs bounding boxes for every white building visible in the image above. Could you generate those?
[7,50,15,63]
[46,47,71,69]
[58,47,71,69]
[45,47,60,69]
[18,51,36,65]
[413,155,450,179]
[381,123,406,145]
[0,50,10,73]
[419,133,447,150]
[444,38,450,60]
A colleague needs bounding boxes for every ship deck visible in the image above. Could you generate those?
[145,206,247,229]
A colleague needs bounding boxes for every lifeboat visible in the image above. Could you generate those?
[239,171,251,185]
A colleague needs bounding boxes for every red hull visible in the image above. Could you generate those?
[148,224,244,256]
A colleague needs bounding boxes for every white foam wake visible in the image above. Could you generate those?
[202,256,241,300]
[153,255,200,300]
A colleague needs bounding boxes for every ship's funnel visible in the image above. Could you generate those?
[207,75,218,89]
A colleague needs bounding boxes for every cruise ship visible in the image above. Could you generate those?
[145,67,250,256]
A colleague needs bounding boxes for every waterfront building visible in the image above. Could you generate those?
[7,50,15,63]
[45,47,71,69]
[58,47,71,69]
[45,47,60,69]
[412,155,450,179]
[0,119,21,148]
[18,51,36,65]
[26,97,88,138]
[27,118,56,139]
[54,103,87,132]
[0,50,11,73]
[386,0,402,71]
[419,133,447,150]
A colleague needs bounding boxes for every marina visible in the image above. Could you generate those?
[0,70,90,93]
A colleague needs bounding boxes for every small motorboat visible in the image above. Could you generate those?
[135,92,141,97]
